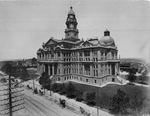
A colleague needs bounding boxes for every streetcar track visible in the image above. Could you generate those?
[24,95,61,116]
[25,97,53,116]
[24,99,41,115]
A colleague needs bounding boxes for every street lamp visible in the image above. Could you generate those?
[33,77,35,93]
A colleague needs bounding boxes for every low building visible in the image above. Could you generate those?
[37,7,120,86]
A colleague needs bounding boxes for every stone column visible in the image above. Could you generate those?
[48,64,50,75]
[43,53,45,60]
[90,64,93,77]
[78,64,80,75]
[107,64,108,75]
[41,64,44,73]
[98,64,101,77]
[77,52,79,61]
[90,51,92,61]
[53,53,55,60]
[82,51,84,61]
[110,51,112,59]
[43,64,45,72]
[115,63,117,75]
[60,64,63,75]
[60,52,62,61]
[110,64,112,75]
[98,50,101,61]
[103,52,105,60]
[52,64,54,75]
[83,64,85,75]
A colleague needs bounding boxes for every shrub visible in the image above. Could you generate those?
[51,83,58,92]
[86,92,96,106]
[66,82,76,98]
[76,90,83,102]
[59,83,67,95]
[109,89,130,114]
[76,97,84,102]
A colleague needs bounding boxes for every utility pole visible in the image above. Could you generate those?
[33,77,35,93]
[49,76,52,96]
[0,64,24,116]
[97,87,99,116]
[9,73,12,116]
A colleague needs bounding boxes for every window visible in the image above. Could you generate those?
[80,77,82,81]
[86,79,88,82]
[96,70,98,76]
[94,70,95,76]
[112,78,115,82]
[95,80,97,83]
[96,58,98,62]
[59,69,60,74]
[58,52,60,57]
[96,64,98,69]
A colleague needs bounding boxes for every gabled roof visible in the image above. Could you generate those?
[81,38,99,46]
[88,38,99,45]
[44,37,61,46]
[82,41,93,46]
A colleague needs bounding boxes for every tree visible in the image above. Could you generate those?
[109,89,130,114]
[1,62,29,81]
[20,67,29,81]
[76,90,83,102]
[51,83,59,92]
[141,97,150,115]
[1,62,13,75]
[127,68,137,82]
[86,92,96,106]
[39,72,50,89]
[59,83,67,95]
[130,95,143,115]
[66,82,76,98]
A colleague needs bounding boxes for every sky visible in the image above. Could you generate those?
[0,0,149,62]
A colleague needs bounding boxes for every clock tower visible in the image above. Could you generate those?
[64,7,80,42]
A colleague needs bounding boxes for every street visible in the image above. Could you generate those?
[23,88,80,116]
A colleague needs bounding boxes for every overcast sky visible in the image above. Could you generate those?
[0,0,149,62]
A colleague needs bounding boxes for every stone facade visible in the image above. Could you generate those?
[37,7,120,86]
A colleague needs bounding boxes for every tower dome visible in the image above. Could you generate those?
[68,6,75,15]
[100,29,115,47]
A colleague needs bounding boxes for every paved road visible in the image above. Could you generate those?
[23,88,80,116]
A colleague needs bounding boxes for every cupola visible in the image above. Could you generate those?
[100,29,115,47]
[68,6,75,15]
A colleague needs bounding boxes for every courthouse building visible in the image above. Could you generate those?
[37,7,120,86]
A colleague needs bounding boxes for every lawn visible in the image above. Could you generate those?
[70,82,150,110]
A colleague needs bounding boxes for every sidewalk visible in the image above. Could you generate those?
[117,75,150,88]
[23,80,113,116]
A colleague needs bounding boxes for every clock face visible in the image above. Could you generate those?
[70,24,74,29]
[70,15,73,18]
